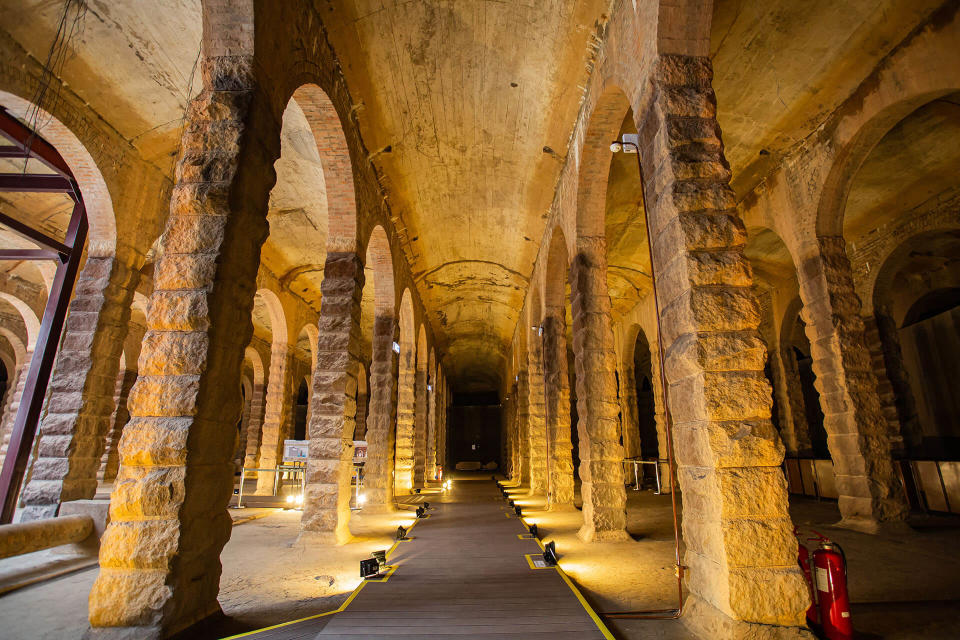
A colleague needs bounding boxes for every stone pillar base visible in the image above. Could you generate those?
[361,503,396,515]
[576,524,629,543]
[836,516,913,536]
[295,529,351,547]
[682,596,816,640]
[85,626,162,640]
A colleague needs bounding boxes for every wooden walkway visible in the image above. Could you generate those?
[227,475,611,639]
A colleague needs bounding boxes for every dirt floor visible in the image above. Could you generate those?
[0,475,958,639]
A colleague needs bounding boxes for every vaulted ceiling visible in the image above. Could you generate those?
[321,1,609,391]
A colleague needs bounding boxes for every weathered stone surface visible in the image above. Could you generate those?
[542,314,574,508]
[526,335,548,496]
[20,257,139,521]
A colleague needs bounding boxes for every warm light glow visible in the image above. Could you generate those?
[358,493,368,505]
[286,494,295,504]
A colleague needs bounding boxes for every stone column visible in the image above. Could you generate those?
[867,313,921,452]
[516,370,531,486]
[88,57,277,636]
[542,314,574,507]
[619,362,641,459]
[638,55,807,628]
[20,257,139,521]
[766,347,800,455]
[242,383,267,471]
[527,335,548,495]
[647,335,672,492]
[0,354,31,466]
[98,369,138,484]
[426,372,437,482]
[780,345,813,455]
[300,252,363,543]
[394,341,415,495]
[439,375,448,471]
[254,345,294,495]
[413,363,427,488]
[569,246,627,541]
[797,236,907,528]
[233,384,252,471]
[364,316,398,511]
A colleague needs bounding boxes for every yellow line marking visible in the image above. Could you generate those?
[221,511,423,638]
[524,553,553,570]
[516,534,535,539]
[362,564,399,582]
[555,565,617,640]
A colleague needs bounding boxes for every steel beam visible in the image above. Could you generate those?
[0,211,71,256]
[0,173,73,193]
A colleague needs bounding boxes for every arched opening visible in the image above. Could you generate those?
[632,329,659,462]
[293,378,309,441]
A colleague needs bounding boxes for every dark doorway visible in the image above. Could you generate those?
[633,330,659,459]
[449,392,501,468]
[293,380,309,441]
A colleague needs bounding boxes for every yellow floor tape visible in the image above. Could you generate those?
[220,516,421,639]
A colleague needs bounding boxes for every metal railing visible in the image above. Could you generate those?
[235,465,305,508]
[623,457,666,494]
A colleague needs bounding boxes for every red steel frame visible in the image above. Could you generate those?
[0,106,88,523]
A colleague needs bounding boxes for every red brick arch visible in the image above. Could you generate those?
[291,84,357,253]
[576,85,631,242]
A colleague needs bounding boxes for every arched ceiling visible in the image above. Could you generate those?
[710,0,944,198]
[845,94,960,242]
[320,1,609,391]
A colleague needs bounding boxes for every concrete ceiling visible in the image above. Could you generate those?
[321,0,608,391]
[0,0,202,165]
[845,94,960,241]
[710,0,944,198]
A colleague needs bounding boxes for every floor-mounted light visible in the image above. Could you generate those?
[528,523,539,539]
[543,541,558,566]
[514,505,522,517]
[372,550,387,569]
[422,502,430,510]
[396,526,408,540]
[416,505,426,518]
[361,558,380,579]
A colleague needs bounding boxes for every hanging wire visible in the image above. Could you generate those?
[22,0,88,167]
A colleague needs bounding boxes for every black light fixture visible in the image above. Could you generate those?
[422,502,430,510]
[396,526,408,540]
[416,505,426,518]
[528,523,539,539]
[542,541,558,566]
[360,558,380,579]
[508,499,515,508]
[372,550,387,568]
[514,505,522,517]
[414,488,421,494]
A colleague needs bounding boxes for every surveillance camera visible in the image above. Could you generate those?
[609,141,623,153]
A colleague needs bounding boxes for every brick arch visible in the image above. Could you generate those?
[254,288,288,347]
[243,345,265,388]
[655,0,713,56]
[297,323,319,368]
[0,327,27,369]
[416,323,428,373]
[815,14,960,238]
[200,0,254,61]
[576,84,631,242]
[0,91,115,256]
[0,293,40,350]
[871,227,960,322]
[290,84,357,253]
[366,225,396,316]
[544,225,569,314]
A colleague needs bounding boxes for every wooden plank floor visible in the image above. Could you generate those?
[233,475,610,639]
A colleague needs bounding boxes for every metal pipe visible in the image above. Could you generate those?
[601,139,684,620]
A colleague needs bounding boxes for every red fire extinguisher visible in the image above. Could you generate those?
[794,529,818,626]
[808,531,853,640]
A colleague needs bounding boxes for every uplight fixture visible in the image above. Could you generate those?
[422,502,430,510]
[396,526,408,540]
[514,505,522,517]
[372,550,387,568]
[529,523,539,539]
[416,505,426,518]
[360,558,380,579]
[543,541,558,566]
